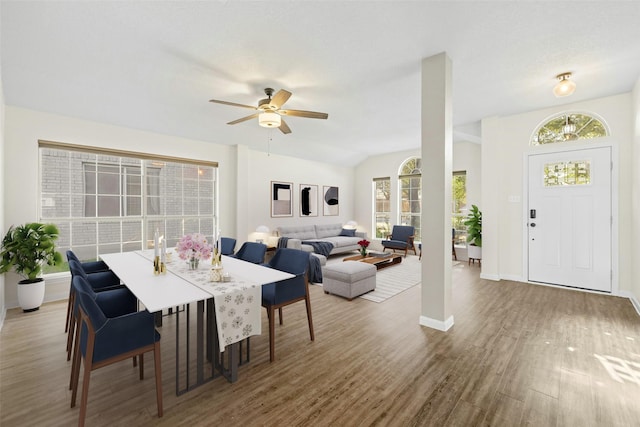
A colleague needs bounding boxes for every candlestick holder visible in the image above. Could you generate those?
[211,248,222,268]
[153,255,161,275]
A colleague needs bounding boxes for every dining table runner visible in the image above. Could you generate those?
[136,250,261,352]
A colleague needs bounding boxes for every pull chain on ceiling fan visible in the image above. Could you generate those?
[209,88,328,134]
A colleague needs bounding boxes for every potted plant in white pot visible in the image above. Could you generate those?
[464,205,482,262]
[0,223,63,312]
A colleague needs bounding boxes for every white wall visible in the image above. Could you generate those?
[240,149,355,243]
[453,141,481,209]
[353,142,481,253]
[482,93,633,294]
[3,106,238,307]
[2,107,357,308]
[0,62,5,324]
[630,78,640,311]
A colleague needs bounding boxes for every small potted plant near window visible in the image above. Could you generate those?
[0,223,63,312]
[464,205,482,263]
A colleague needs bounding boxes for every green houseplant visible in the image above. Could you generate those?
[463,205,482,261]
[0,223,63,311]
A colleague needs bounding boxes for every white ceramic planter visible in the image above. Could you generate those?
[17,278,46,312]
[468,244,482,261]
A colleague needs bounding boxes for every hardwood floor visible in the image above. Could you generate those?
[1,262,639,426]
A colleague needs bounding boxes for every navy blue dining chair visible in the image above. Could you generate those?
[67,275,138,389]
[220,237,237,255]
[262,248,313,362]
[66,250,110,274]
[65,252,121,335]
[231,242,267,264]
[70,290,162,427]
[66,260,130,361]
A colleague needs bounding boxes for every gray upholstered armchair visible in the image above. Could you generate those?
[381,225,417,257]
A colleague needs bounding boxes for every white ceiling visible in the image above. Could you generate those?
[2,1,640,167]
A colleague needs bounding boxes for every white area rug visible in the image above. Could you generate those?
[359,256,422,303]
[324,255,461,303]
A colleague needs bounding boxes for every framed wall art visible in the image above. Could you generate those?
[323,185,339,216]
[299,184,318,217]
[271,181,293,217]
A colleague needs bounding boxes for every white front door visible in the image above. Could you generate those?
[527,147,611,292]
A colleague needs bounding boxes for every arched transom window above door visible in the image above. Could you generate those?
[531,112,609,145]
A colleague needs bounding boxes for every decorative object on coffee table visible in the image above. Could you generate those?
[357,239,370,257]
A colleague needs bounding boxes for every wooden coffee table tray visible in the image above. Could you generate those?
[343,252,402,270]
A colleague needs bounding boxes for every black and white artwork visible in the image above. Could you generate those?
[271,181,293,217]
[323,185,339,216]
[299,184,318,217]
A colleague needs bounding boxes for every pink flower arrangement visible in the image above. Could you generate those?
[175,233,212,261]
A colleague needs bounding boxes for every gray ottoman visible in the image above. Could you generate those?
[323,261,376,300]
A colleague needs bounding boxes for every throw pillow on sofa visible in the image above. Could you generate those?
[339,228,356,237]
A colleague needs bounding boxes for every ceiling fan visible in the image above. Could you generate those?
[209,88,328,134]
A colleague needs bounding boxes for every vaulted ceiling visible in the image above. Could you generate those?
[2,1,640,166]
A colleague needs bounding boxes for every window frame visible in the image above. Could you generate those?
[373,177,391,239]
[38,140,218,273]
[398,157,422,242]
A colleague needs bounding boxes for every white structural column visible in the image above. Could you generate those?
[419,53,454,331]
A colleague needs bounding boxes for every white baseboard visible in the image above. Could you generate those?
[419,315,454,331]
[618,291,640,317]
[480,273,500,281]
[500,274,524,282]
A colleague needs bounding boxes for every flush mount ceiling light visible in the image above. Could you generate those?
[258,111,281,128]
[553,72,576,97]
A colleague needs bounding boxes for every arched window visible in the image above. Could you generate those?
[531,112,609,145]
[399,157,421,242]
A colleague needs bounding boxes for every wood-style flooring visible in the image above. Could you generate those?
[1,262,639,426]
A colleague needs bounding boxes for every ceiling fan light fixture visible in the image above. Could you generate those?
[259,112,281,128]
[553,72,576,97]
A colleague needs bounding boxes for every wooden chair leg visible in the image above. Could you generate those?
[139,353,144,380]
[78,359,92,427]
[268,307,276,362]
[305,296,315,341]
[70,321,82,395]
[69,316,82,390]
[77,332,96,427]
[65,289,73,333]
[154,343,163,417]
[66,311,76,361]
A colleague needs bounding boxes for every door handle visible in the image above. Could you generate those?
[530,223,536,227]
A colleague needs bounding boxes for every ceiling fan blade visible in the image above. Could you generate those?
[279,109,328,119]
[269,89,292,109]
[279,118,292,134]
[209,99,257,110]
[227,113,259,125]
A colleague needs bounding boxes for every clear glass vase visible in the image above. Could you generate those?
[189,257,199,270]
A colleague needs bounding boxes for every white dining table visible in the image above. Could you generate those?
[100,249,293,394]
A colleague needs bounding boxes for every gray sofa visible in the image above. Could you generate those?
[277,223,366,256]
